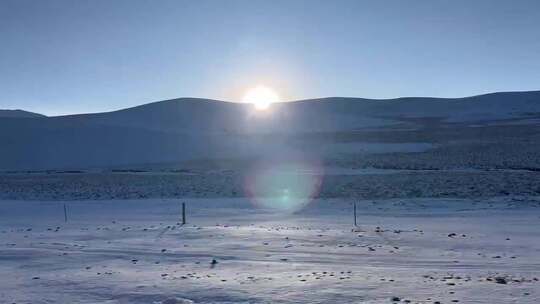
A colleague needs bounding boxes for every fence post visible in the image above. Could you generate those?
[353,202,357,227]
[182,202,186,225]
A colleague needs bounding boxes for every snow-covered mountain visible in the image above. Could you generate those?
[1,91,539,171]
[0,109,45,118]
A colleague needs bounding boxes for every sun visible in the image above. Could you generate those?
[242,85,280,110]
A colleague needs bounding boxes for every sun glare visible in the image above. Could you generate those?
[242,85,280,110]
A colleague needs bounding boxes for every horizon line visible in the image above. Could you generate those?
[4,88,539,118]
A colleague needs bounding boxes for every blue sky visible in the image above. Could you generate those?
[1,0,540,115]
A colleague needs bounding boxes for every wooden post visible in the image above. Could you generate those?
[182,202,186,225]
[353,202,357,227]
[64,203,68,223]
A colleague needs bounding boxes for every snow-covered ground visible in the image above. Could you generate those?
[1,169,538,201]
[1,91,539,303]
[1,197,539,303]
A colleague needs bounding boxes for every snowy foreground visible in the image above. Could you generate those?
[1,197,539,304]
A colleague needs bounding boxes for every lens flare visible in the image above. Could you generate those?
[244,160,323,212]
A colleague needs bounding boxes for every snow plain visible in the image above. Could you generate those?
[1,197,539,304]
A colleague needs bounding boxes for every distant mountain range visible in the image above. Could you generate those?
[1,90,539,171]
[0,109,45,118]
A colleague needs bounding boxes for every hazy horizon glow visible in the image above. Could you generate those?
[242,85,280,110]
[1,0,540,115]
